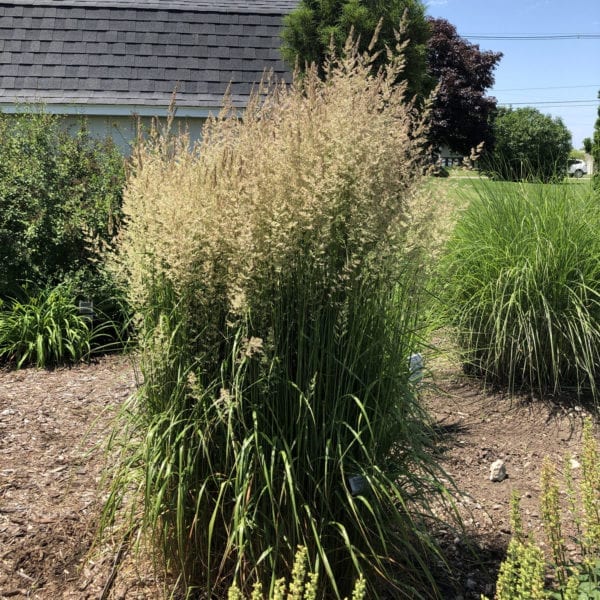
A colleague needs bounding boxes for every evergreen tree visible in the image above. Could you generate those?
[281,0,432,99]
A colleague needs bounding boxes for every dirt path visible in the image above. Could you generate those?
[0,356,597,599]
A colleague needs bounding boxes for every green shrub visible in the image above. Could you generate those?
[440,180,600,401]
[63,265,133,352]
[483,107,572,183]
[106,39,447,598]
[0,109,125,303]
[0,284,96,368]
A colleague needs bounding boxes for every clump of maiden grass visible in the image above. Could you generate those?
[0,284,96,368]
[107,35,447,599]
[439,180,600,402]
[484,419,600,600]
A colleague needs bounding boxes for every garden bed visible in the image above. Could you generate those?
[0,355,595,599]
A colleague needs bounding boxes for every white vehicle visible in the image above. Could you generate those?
[567,159,588,178]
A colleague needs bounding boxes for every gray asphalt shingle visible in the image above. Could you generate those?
[0,0,297,108]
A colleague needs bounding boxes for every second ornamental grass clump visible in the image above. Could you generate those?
[108,35,447,598]
[440,180,600,402]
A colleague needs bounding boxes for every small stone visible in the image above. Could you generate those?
[490,459,507,482]
[408,352,424,383]
[0,409,16,417]
[570,458,581,469]
[466,578,477,590]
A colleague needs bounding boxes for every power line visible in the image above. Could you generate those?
[500,99,599,105]
[495,84,600,92]
[498,102,598,108]
[464,33,600,40]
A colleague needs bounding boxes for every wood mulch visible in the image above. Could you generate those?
[0,355,597,599]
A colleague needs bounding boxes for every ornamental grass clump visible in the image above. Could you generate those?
[440,180,600,402]
[108,36,445,598]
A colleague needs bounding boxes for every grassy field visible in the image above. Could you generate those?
[427,169,594,203]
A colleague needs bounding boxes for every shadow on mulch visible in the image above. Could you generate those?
[433,526,507,599]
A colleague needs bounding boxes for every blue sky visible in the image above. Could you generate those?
[425,0,600,148]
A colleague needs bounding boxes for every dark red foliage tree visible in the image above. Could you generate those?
[427,18,502,156]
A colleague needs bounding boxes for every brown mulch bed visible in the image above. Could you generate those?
[0,355,597,599]
[0,355,161,600]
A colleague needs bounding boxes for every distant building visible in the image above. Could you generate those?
[438,144,464,167]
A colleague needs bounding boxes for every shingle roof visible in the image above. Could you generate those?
[0,0,297,110]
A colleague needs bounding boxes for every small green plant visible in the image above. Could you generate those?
[541,459,569,589]
[227,546,365,600]
[440,179,600,402]
[0,284,95,368]
[483,418,600,600]
[494,537,547,600]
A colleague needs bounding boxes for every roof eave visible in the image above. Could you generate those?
[0,102,230,118]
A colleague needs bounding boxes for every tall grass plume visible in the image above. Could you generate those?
[106,35,447,598]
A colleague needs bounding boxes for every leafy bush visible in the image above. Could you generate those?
[483,107,572,183]
[0,109,125,302]
[440,180,600,401]
[484,419,600,600]
[0,284,95,368]
[106,39,447,598]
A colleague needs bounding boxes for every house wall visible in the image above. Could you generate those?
[59,114,207,154]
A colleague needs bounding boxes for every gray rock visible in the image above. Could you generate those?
[489,459,507,482]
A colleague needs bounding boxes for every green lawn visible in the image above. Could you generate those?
[426,172,595,223]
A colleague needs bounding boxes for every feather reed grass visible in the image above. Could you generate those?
[105,36,448,598]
